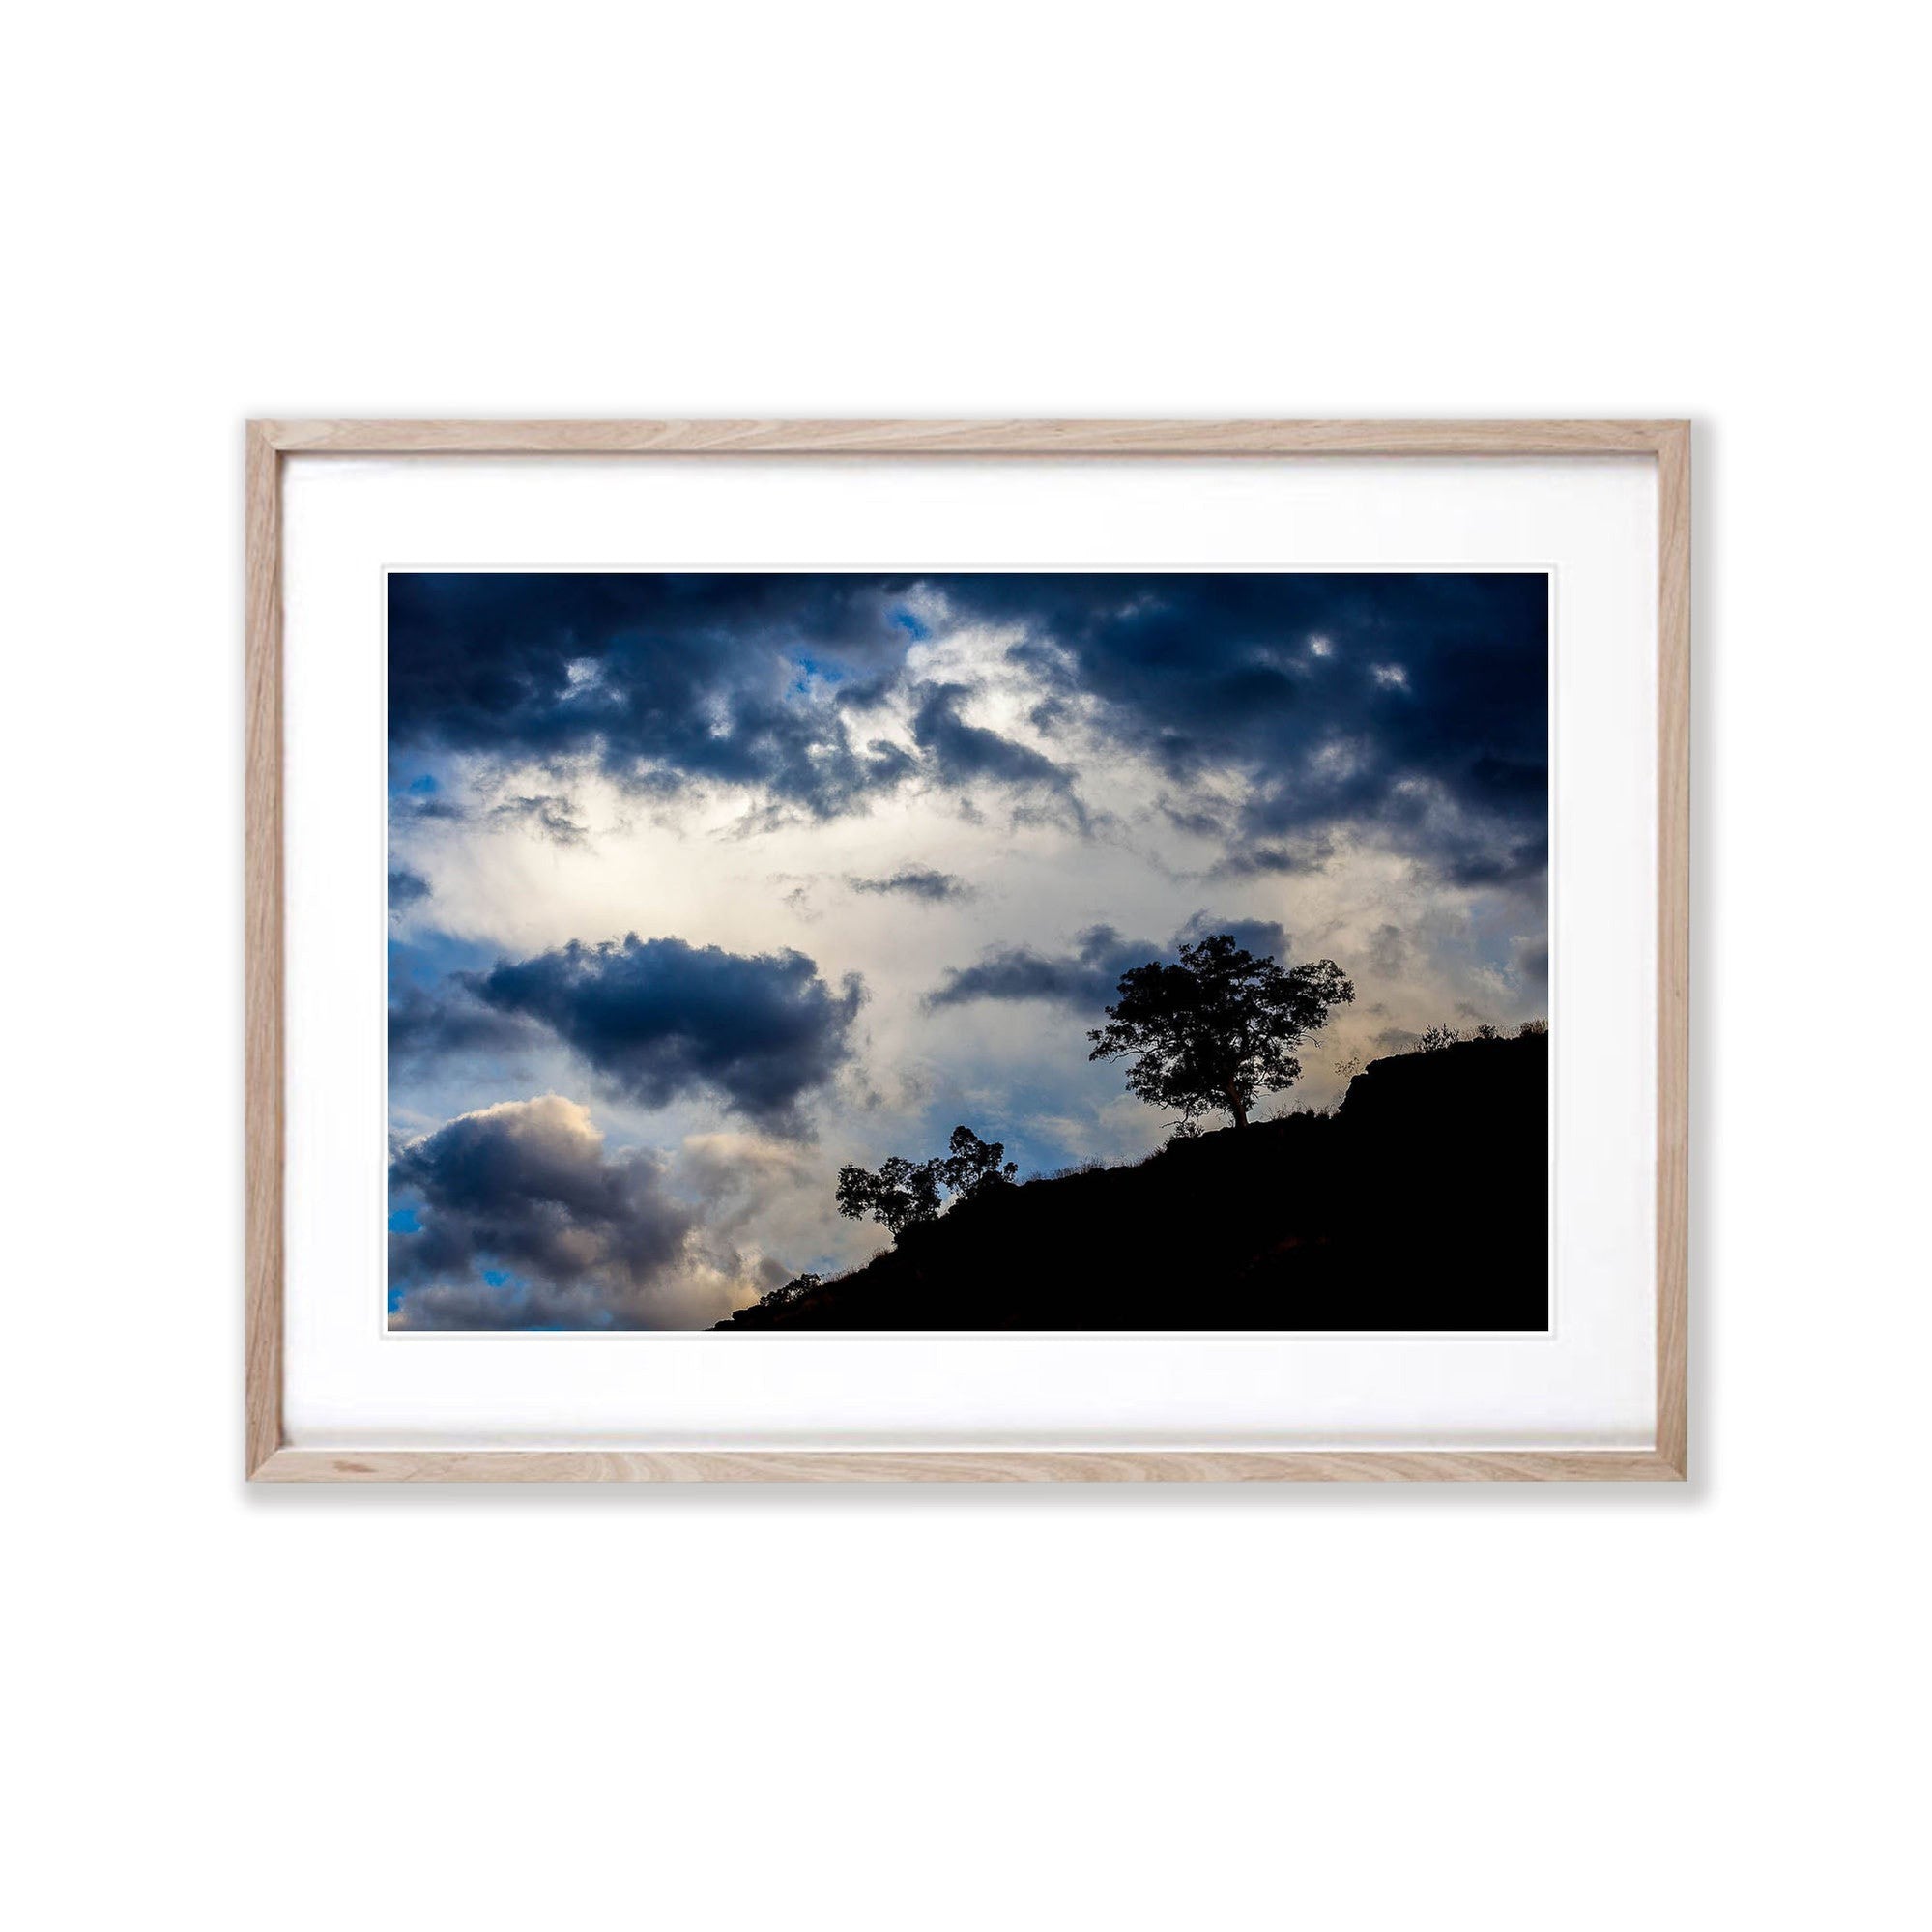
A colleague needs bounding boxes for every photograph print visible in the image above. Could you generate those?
[387,571,1549,1332]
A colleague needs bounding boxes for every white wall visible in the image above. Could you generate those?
[9,5,1925,1929]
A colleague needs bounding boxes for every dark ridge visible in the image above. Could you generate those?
[717,1030,1549,1331]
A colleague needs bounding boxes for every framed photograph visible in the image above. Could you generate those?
[246,419,1688,1482]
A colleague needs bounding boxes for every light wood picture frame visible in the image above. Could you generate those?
[245,419,1688,1483]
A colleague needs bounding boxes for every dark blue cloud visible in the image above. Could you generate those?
[926,923,1144,1010]
[457,934,865,1132]
[388,1096,697,1329]
[389,930,544,1068]
[1210,837,1336,879]
[1512,936,1549,988]
[927,913,1292,1012]
[1437,833,1547,888]
[909,682,1075,796]
[1171,911,1293,961]
[389,977,544,1064]
[847,868,975,903]
[389,572,1546,885]
[389,573,930,819]
[938,571,1547,886]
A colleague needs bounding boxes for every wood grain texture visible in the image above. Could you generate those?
[1655,423,1692,1477]
[243,418,1691,1484]
[252,1448,1685,1484]
[258,418,1682,458]
[244,423,284,1478]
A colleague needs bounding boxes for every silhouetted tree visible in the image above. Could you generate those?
[937,1125,1020,1199]
[836,1156,944,1235]
[837,1126,1018,1238]
[1087,932,1352,1129]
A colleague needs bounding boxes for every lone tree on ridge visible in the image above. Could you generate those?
[1087,932,1352,1130]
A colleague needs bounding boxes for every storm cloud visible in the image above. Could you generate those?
[461,934,864,1132]
[389,1095,744,1329]
[389,573,931,820]
[959,572,1547,852]
[389,571,1545,891]
[908,682,1077,799]
[388,976,545,1065]
[925,923,1148,1010]
[927,913,1292,1013]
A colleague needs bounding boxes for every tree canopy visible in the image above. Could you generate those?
[836,1126,1019,1237]
[1087,932,1352,1129]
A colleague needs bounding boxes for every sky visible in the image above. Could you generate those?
[386,571,1549,1330]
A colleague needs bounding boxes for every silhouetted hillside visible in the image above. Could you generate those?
[717,1031,1549,1331]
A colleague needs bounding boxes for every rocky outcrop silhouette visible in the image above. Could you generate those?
[717,1031,1549,1331]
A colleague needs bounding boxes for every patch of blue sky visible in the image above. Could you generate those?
[787,651,864,697]
[388,928,505,988]
[897,1067,1124,1184]
[1456,897,1549,1010]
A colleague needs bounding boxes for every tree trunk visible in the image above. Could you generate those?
[1226,1086,1249,1129]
